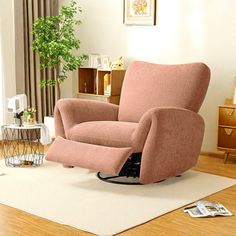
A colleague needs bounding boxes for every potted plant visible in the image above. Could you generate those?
[23,107,37,125]
[32,0,87,99]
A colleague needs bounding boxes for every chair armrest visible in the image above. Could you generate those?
[54,99,119,138]
[133,107,205,184]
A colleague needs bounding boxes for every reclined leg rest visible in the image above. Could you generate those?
[45,136,133,175]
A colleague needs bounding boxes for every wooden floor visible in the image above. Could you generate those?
[0,150,236,236]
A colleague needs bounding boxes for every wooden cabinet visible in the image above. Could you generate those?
[217,104,236,163]
[77,68,126,105]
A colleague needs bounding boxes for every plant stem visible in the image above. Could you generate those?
[57,82,61,100]
[54,66,61,100]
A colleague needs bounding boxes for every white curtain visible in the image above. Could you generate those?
[0,17,5,129]
[0,0,16,133]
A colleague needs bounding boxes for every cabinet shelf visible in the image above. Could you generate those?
[77,67,125,105]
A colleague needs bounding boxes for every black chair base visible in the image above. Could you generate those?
[97,172,170,185]
[97,153,142,185]
[97,172,141,185]
[96,153,181,185]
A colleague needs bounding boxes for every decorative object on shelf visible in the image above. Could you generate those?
[87,54,101,68]
[104,73,111,95]
[32,0,88,99]
[124,0,156,25]
[110,57,124,70]
[84,82,87,93]
[23,107,37,126]
[101,55,110,69]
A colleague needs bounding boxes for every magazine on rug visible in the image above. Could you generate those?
[184,201,233,218]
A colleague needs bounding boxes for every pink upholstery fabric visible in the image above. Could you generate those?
[45,136,132,175]
[68,121,142,152]
[118,61,210,122]
[46,61,210,184]
[54,99,119,138]
[139,107,204,184]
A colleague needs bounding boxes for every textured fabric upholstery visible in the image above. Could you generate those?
[118,61,210,122]
[68,121,143,152]
[46,136,132,175]
[138,107,204,184]
[45,61,210,184]
[54,99,119,138]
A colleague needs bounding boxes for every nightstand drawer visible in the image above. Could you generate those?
[219,107,236,126]
[218,126,236,150]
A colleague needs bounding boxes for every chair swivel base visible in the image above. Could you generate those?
[97,172,141,185]
[97,153,142,185]
[97,172,181,185]
[96,153,181,185]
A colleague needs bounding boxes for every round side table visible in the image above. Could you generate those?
[1,125,44,167]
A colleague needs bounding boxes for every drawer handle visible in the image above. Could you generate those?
[224,128,233,136]
[225,108,234,116]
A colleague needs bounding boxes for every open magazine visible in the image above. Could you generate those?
[184,201,233,218]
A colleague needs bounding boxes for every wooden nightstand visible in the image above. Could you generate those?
[218,103,236,163]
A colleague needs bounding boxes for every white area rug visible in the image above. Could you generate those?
[0,160,235,236]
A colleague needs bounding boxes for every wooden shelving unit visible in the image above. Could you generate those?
[77,68,126,105]
[217,98,236,163]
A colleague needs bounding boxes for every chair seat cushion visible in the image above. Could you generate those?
[68,121,141,152]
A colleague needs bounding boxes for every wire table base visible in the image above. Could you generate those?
[1,125,44,167]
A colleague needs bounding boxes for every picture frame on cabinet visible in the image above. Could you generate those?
[88,54,101,68]
[101,55,110,70]
[123,0,156,25]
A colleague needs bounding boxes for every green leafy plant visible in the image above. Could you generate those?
[23,107,36,118]
[32,0,88,98]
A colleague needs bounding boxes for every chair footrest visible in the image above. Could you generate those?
[45,136,133,175]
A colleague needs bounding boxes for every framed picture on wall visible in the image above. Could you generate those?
[124,0,156,25]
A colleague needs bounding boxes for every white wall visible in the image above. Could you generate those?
[0,19,3,127]
[0,0,16,125]
[59,0,236,152]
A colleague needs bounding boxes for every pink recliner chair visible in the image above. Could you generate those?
[46,61,210,184]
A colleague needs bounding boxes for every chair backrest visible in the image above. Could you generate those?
[118,61,210,122]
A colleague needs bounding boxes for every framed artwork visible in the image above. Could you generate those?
[124,0,156,25]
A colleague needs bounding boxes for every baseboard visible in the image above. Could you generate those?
[200,150,224,159]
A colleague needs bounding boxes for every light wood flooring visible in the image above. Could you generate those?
[0,147,236,236]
